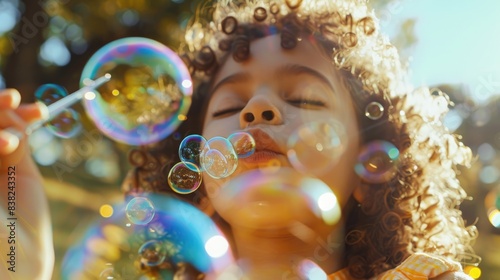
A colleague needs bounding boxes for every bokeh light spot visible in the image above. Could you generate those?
[99,204,114,218]
[205,235,229,258]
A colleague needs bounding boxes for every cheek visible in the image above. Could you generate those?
[202,116,239,139]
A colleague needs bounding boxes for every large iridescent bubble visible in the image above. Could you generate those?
[61,194,234,280]
[80,37,193,145]
[213,167,341,228]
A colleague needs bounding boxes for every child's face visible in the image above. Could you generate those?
[202,34,361,230]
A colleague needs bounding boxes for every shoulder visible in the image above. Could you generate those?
[430,271,473,280]
[373,253,469,280]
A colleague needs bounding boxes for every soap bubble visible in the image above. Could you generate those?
[179,134,208,170]
[354,140,399,183]
[99,265,122,280]
[287,121,347,175]
[138,240,168,267]
[202,149,228,179]
[228,132,256,158]
[45,108,82,138]
[61,194,234,280]
[34,84,82,138]
[125,197,155,225]
[168,162,203,194]
[35,83,67,104]
[201,137,238,179]
[214,168,341,228]
[364,101,385,120]
[81,37,193,145]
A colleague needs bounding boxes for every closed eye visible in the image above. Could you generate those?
[212,107,244,118]
[288,99,326,108]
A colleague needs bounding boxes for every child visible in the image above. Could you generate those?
[0,0,478,279]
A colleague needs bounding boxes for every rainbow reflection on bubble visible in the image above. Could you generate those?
[61,194,234,280]
[80,37,193,145]
[354,140,400,184]
[34,84,83,138]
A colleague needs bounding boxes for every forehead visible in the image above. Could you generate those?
[212,34,337,85]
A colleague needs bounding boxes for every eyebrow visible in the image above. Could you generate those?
[210,72,252,96]
[209,63,335,96]
[277,64,335,92]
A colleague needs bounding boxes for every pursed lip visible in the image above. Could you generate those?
[239,128,286,164]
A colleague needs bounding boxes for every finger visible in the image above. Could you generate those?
[0,89,21,110]
[0,129,20,155]
[15,102,49,124]
[0,110,28,131]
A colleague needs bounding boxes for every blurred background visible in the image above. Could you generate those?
[0,0,498,279]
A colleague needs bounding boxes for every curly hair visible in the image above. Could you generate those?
[123,0,479,278]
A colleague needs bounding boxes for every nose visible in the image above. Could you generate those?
[239,95,283,128]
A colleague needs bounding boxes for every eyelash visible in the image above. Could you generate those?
[211,99,326,118]
[212,107,244,118]
[288,99,326,107]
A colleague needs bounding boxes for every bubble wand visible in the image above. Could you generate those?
[25,73,111,135]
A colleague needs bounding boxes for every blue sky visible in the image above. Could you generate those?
[380,0,500,103]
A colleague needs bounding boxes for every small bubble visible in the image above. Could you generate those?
[138,240,168,266]
[168,162,202,194]
[201,149,229,179]
[99,266,122,280]
[179,134,208,170]
[354,140,399,183]
[34,84,82,138]
[201,137,238,178]
[46,108,83,138]
[35,84,67,104]
[287,121,346,175]
[365,101,384,120]
[125,197,155,225]
[228,132,256,158]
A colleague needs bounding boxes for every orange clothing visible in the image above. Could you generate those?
[329,253,463,280]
